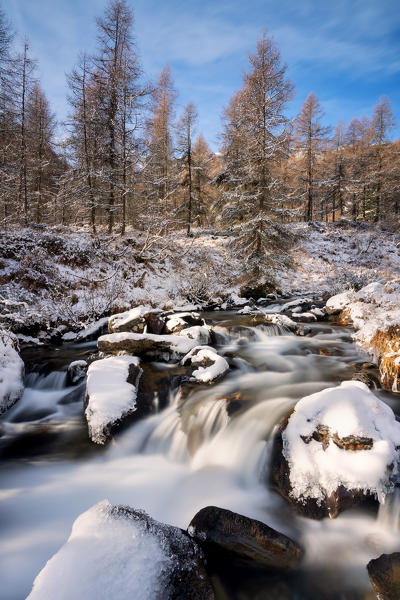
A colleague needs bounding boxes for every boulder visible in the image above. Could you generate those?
[164,312,204,334]
[85,355,142,444]
[98,332,199,361]
[27,501,214,600]
[367,552,400,600]
[270,381,400,519]
[66,360,87,385]
[181,346,229,384]
[108,305,162,334]
[0,332,24,415]
[188,506,304,570]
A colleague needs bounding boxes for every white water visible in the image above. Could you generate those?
[1,322,400,599]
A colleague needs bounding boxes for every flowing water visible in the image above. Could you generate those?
[1,313,400,599]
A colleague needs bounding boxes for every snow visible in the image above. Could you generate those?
[85,356,142,444]
[229,293,248,306]
[27,501,174,600]
[325,290,356,314]
[0,332,24,415]
[182,346,229,383]
[282,381,400,504]
[98,331,199,357]
[261,313,297,330]
[76,317,110,340]
[164,312,202,332]
[176,325,211,345]
[109,306,153,332]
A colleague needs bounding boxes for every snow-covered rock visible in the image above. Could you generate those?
[108,305,156,334]
[164,312,204,334]
[325,290,356,315]
[181,346,229,383]
[76,317,110,341]
[261,313,298,332]
[98,331,199,361]
[85,356,142,444]
[176,325,211,346]
[27,500,214,600]
[271,381,400,519]
[0,332,24,415]
[290,311,317,323]
[67,360,87,385]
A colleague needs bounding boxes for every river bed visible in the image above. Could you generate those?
[1,312,400,599]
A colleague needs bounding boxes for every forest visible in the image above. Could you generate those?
[2,2,400,600]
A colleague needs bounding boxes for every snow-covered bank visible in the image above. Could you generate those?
[1,222,399,342]
[326,281,400,391]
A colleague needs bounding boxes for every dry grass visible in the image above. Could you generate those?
[370,326,400,391]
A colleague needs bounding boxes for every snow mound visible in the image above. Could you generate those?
[0,332,24,415]
[98,331,200,359]
[27,500,212,600]
[85,356,142,444]
[182,346,229,383]
[282,381,400,504]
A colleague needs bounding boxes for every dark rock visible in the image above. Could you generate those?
[146,313,165,334]
[352,371,381,390]
[240,281,276,301]
[188,506,304,570]
[108,504,215,600]
[367,552,400,600]
[97,332,191,360]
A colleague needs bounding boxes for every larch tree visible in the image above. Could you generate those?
[26,82,56,224]
[294,92,329,221]
[15,39,36,225]
[370,96,395,222]
[94,0,145,234]
[145,63,177,222]
[176,101,198,236]
[191,134,214,227]
[217,32,294,290]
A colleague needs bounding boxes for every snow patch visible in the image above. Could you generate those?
[0,333,24,415]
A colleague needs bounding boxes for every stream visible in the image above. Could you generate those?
[1,311,400,599]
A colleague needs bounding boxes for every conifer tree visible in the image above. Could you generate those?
[217,32,294,287]
[294,92,329,221]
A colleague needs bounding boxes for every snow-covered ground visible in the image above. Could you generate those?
[1,222,399,340]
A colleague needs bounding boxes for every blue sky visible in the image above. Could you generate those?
[7,0,400,150]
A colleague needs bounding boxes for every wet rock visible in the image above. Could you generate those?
[188,506,304,570]
[352,370,381,390]
[181,346,229,384]
[66,360,87,385]
[290,312,317,323]
[108,306,161,334]
[98,332,198,361]
[367,552,400,600]
[27,501,215,600]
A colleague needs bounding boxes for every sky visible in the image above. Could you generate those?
[7,0,400,150]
